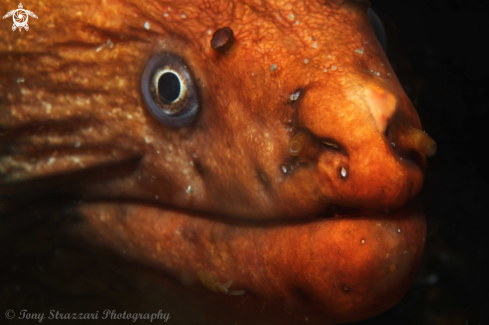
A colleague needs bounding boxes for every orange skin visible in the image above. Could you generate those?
[0,0,435,324]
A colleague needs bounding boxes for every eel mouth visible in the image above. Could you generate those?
[1,151,426,325]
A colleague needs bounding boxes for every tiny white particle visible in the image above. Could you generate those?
[181,13,187,19]
[186,185,194,194]
[361,239,365,244]
[327,54,332,58]
[370,69,374,73]
[355,47,365,56]
[340,167,347,178]
[16,77,24,83]
[106,39,114,49]
[398,228,401,233]
[95,43,106,52]
[374,71,380,76]
[192,153,197,158]
[163,13,168,17]
[331,65,337,71]
[251,72,254,76]
[312,42,318,48]
[295,20,299,24]
[288,13,295,21]
[270,64,278,72]
[304,58,309,64]
[323,68,328,72]
[207,29,212,35]
[282,165,287,174]
[289,91,300,101]
[391,142,396,147]
[144,21,150,30]
[156,151,160,154]
[145,137,150,143]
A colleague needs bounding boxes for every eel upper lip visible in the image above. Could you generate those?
[0,158,407,227]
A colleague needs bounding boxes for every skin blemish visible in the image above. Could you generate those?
[331,65,337,71]
[181,13,187,19]
[211,27,234,52]
[186,185,194,194]
[270,64,278,72]
[340,167,347,178]
[361,239,365,244]
[144,21,150,30]
[398,228,401,233]
[288,13,295,21]
[304,59,309,64]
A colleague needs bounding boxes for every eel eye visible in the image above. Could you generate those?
[141,53,199,127]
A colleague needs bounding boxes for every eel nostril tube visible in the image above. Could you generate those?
[397,126,437,158]
[289,131,320,160]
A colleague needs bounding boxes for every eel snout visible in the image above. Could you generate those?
[293,72,436,212]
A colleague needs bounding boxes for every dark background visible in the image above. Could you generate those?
[354,0,489,324]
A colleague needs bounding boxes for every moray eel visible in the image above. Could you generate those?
[0,0,436,324]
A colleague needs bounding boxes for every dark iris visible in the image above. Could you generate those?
[158,72,181,103]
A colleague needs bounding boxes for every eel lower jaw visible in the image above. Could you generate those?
[67,198,425,325]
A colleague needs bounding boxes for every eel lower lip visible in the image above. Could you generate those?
[69,198,426,325]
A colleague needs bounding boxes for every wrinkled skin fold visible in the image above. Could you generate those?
[0,0,434,323]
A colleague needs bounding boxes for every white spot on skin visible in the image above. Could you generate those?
[163,13,168,17]
[312,42,318,48]
[47,157,55,166]
[289,91,300,102]
[361,239,365,244]
[304,59,309,64]
[16,78,24,83]
[288,13,295,21]
[181,13,187,19]
[398,228,401,233]
[270,64,278,72]
[144,21,150,30]
[207,29,212,35]
[282,166,287,174]
[355,47,365,56]
[340,167,347,178]
[331,65,337,71]
[190,161,194,166]
[323,68,328,72]
[186,185,194,194]
[106,39,114,49]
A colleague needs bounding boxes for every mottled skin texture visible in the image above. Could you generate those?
[0,0,433,324]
